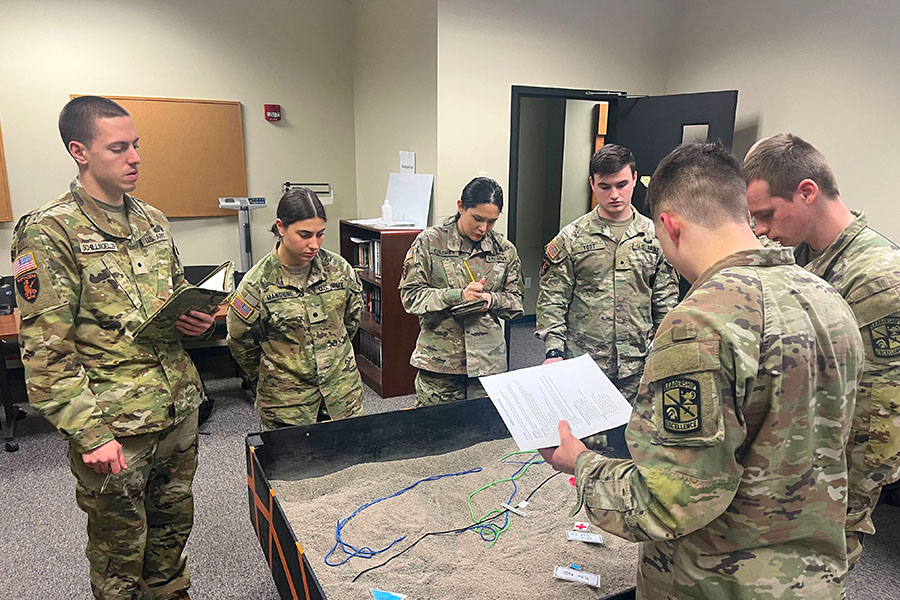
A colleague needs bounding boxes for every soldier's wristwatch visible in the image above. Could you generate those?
[545,349,565,359]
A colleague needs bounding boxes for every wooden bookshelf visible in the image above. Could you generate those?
[340,220,421,398]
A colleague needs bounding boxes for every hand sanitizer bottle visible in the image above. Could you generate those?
[381,198,393,224]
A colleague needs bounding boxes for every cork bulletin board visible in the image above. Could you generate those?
[73,95,247,218]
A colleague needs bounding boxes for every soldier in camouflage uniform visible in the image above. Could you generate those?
[227,187,363,428]
[541,142,864,600]
[744,133,900,566]
[400,177,524,406]
[537,144,678,453]
[11,97,216,599]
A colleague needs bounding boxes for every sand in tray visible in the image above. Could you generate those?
[272,438,638,599]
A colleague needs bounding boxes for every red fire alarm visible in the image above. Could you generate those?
[264,104,282,122]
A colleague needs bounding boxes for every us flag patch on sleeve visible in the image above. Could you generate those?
[547,239,562,260]
[230,293,255,319]
[12,252,37,277]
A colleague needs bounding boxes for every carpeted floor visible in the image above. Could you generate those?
[1,323,898,599]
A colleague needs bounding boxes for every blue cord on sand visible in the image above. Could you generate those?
[324,467,483,566]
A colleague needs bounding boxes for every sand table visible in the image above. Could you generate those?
[272,438,638,599]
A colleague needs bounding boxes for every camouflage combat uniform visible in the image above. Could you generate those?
[794,211,900,564]
[12,179,204,600]
[536,209,678,404]
[399,217,524,406]
[570,248,864,600]
[227,246,364,428]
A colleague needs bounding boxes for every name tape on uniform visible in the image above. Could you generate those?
[566,530,604,545]
[553,566,600,587]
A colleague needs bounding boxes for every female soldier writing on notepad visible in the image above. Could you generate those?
[399,177,524,406]
[227,187,364,428]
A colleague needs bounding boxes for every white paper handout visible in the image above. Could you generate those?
[479,354,633,451]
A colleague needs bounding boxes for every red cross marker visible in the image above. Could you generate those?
[574,522,589,530]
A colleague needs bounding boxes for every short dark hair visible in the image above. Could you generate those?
[460,177,503,212]
[589,144,636,179]
[58,96,130,149]
[646,141,748,227]
[742,133,840,199]
[271,187,327,235]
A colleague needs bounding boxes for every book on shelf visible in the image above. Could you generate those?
[362,285,382,325]
[349,236,383,278]
[358,329,382,368]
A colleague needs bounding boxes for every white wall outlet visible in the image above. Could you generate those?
[524,277,532,289]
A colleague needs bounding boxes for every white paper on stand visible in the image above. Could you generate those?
[479,354,633,451]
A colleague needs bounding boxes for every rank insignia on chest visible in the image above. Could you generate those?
[870,316,900,358]
[662,377,701,433]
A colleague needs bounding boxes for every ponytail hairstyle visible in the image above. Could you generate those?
[456,177,504,220]
[271,187,327,236]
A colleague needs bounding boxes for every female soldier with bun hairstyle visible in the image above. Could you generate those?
[400,177,524,406]
[227,187,363,427]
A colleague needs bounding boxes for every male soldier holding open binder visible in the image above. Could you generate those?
[11,96,215,599]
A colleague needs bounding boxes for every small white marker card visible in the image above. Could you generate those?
[566,530,604,545]
[553,566,601,587]
[479,354,633,451]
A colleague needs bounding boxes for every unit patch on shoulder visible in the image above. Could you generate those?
[15,271,40,303]
[12,252,37,278]
[230,293,256,319]
[870,316,900,358]
[662,377,701,434]
[541,257,551,277]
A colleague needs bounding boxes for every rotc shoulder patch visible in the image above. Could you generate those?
[870,316,900,358]
[229,292,256,319]
[662,377,701,434]
[541,257,551,277]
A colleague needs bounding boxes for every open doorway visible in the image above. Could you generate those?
[505,85,737,366]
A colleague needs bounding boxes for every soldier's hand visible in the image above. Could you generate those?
[542,357,564,365]
[176,309,217,337]
[462,279,485,302]
[538,420,588,475]
[83,439,127,474]
[479,292,493,312]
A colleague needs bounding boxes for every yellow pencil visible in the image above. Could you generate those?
[463,259,476,283]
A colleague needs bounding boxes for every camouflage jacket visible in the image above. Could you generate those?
[227,247,363,422]
[536,209,678,379]
[571,248,863,600]
[794,211,900,538]
[11,179,204,453]
[399,218,524,376]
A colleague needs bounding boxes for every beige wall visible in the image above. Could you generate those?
[560,99,595,229]
[0,0,357,275]
[352,0,438,222]
[666,0,900,242]
[436,0,676,233]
